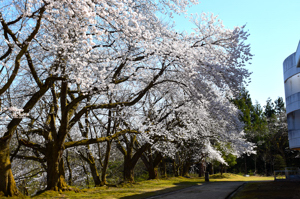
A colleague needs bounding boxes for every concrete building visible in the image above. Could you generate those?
[283,41,300,150]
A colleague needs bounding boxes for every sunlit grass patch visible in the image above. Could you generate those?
[25,174,274,199]
[210,173,274,181]
[31,177,204,199]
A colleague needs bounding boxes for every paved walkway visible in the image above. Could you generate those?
[147,181,245,199]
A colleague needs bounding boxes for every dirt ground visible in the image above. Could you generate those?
[231,181,300,199]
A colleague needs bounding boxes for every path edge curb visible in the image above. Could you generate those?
[225,182,247,199]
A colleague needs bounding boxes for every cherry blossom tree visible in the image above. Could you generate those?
[0,0,49,195]
[0,0,254,195]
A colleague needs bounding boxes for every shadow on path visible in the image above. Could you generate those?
[121,181,245,199]
[120,181,205,199]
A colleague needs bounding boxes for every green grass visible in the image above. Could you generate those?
[33,177,203,199]
[1,174,273,199]
[209,173,274,182]
[231,181,300,199]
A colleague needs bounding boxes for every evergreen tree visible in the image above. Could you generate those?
[232,88,267,139]
[274,97,285,114]
[232,88,253,133]
[264,98,276,118]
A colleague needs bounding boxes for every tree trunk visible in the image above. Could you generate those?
[141,151,162,180]
[101,141,112,185]
[198,162,204,177]
[220,164,224,175]
[101,109,113,185]
[0,140,19,196]
[142,155,158,179]
[263,154,267,175]
[123,146,148,183]
[173,160,179,177]
[208,163,214,175]
[254,155,257,175]
[118,137,150,183]
[65,152,72,185]
[46,144,68,191]
[244,155,247,175]
[148,165,158,179]
[88,156,101,187]
[160,158,167,178]
[82,164,90,187]
[182,162,190,177]
[78,149,102,187]
[123,159,134,183]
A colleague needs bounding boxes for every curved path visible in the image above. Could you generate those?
[147,181,245,199]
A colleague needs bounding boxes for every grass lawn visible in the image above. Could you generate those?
[231,181,300,199]
[3,173,273,199]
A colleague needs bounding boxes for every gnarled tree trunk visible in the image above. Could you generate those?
[84,152,101,186]
[148,165,158,179]
[89,162,101,186]
[117,135,150,183]
[65,151,72,185]
[141,151,163,180]
[46,143,68,191]
[123,159,135,183]
[182,162,191,177]
[0,139,19,196]
[100,109,113,185]
[101,140,112,185]
[142,156,158,179]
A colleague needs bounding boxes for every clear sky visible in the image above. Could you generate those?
[172,0,300,107]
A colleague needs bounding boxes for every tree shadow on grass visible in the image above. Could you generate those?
[120,180,250,199]
[120,181,207,199]
[231,181,300,199]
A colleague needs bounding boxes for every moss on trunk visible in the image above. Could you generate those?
[141,152,162,180]
[88,157,101,186]
[148,167,159,179]
[0,140,19,196]
[173,160,179,177]
[101,140,112,185]
[46,144,69,191]
[123,162,135,183]
[65,152,72,185]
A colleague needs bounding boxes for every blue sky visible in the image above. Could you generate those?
[172,0,300,107]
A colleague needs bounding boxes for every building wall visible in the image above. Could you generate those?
[284,41,300,150]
